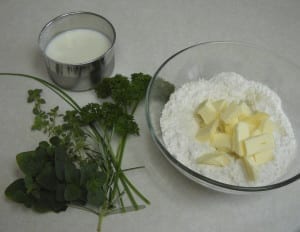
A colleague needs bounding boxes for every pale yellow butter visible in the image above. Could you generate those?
[220,102,240,124]
[239,102,252,119]
[218,121,234,135]
[197,100,217,125]
[244,133,275,156]
[195,98,276,182]
[251,129,262,137]
[224,123,234,136]
[196,119,219,142]
[213,99,228,112]
[196,151,230,167]
[242,156,258,181]
[234,122,250,141]
[241,112,268,133]
[242,112,269,125]
[211,133,231,150]
[253,150,274,165]
[259,118,274,134]
[233,122,250,157]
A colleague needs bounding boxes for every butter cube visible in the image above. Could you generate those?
[247,122,258,133]
[211,133,231,150]
[196,119,219,142]
[220,102,240,124]
[253,150,274,165]
[196,151,230,167]
[218,120,234,135]
[213,99,228,112]
[233,140,245,157]
[242,156,258,181]
[242,112,269,125]
[244,134,275,156]
[218,120,226,133]
[239,102,252,119]
[251,129,262,137]
[259,119,274,134]
[233,122,250,157]
[197,100,217,125]
[224,123,234,135]
[235,122,250,141]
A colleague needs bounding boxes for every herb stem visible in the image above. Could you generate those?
[0,73,81,111]
[119,176,139,209]
[106,204,145,215]
[97,201,108,232]
[130,101,140,116]
[122,166,145,172]
[69,204,98,215]
[121,173,150,205]
[117,186,126,212]
[110,134,127,204]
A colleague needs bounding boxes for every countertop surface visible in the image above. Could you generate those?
[0,0,299,231]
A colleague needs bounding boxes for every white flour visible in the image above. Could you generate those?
[160,72,296,186]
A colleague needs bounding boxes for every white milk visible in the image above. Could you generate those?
[45,29,111,64]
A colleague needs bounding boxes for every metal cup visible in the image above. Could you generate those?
[38,11,116,91]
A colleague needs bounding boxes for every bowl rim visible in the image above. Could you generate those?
[145,40,300,192]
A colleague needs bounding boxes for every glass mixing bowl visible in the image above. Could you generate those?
[145,41,300,193]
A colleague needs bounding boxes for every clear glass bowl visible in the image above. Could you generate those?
[145,41,300,193]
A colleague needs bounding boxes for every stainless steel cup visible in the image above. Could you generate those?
[38,11,116,91]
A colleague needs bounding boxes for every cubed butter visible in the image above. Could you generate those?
[213,99,228,112]
[239,102,252,119]
[244,134,275,156]
[251,129,262,136]
[259,118,274,134]
[224,123,234,136]
[242,112,269,125]
[233,122,250,157]
[239,122,257,134]
[220,102,240,124]
[194,98,275,182]
[242,156,258,181]
[196,151,230,167]
[197,100,217,125]
[211,133,231,150]
[196,119,219,142]
[235,122,250,141]
[253,150,274,165]
[218,121,234,135]
[218,120,226,133]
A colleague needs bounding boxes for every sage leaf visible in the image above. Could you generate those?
[16,151,45,176]
[55,145,66,181]
[36,162,57,191]
[64,184,82,201]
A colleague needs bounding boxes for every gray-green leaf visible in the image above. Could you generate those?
[64,160,80,185]
[64,184,82,201]
[86,178,105,206]
[36,162,57,191]
[55,145,66,181]
[5,179,28,203]
[16,151,45,176]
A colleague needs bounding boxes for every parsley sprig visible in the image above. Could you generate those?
[1,72,151,232]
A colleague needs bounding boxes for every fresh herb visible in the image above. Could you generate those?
[150,77,175,101]
[1,72,151,232]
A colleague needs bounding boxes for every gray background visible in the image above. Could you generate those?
[0,0,299,231]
